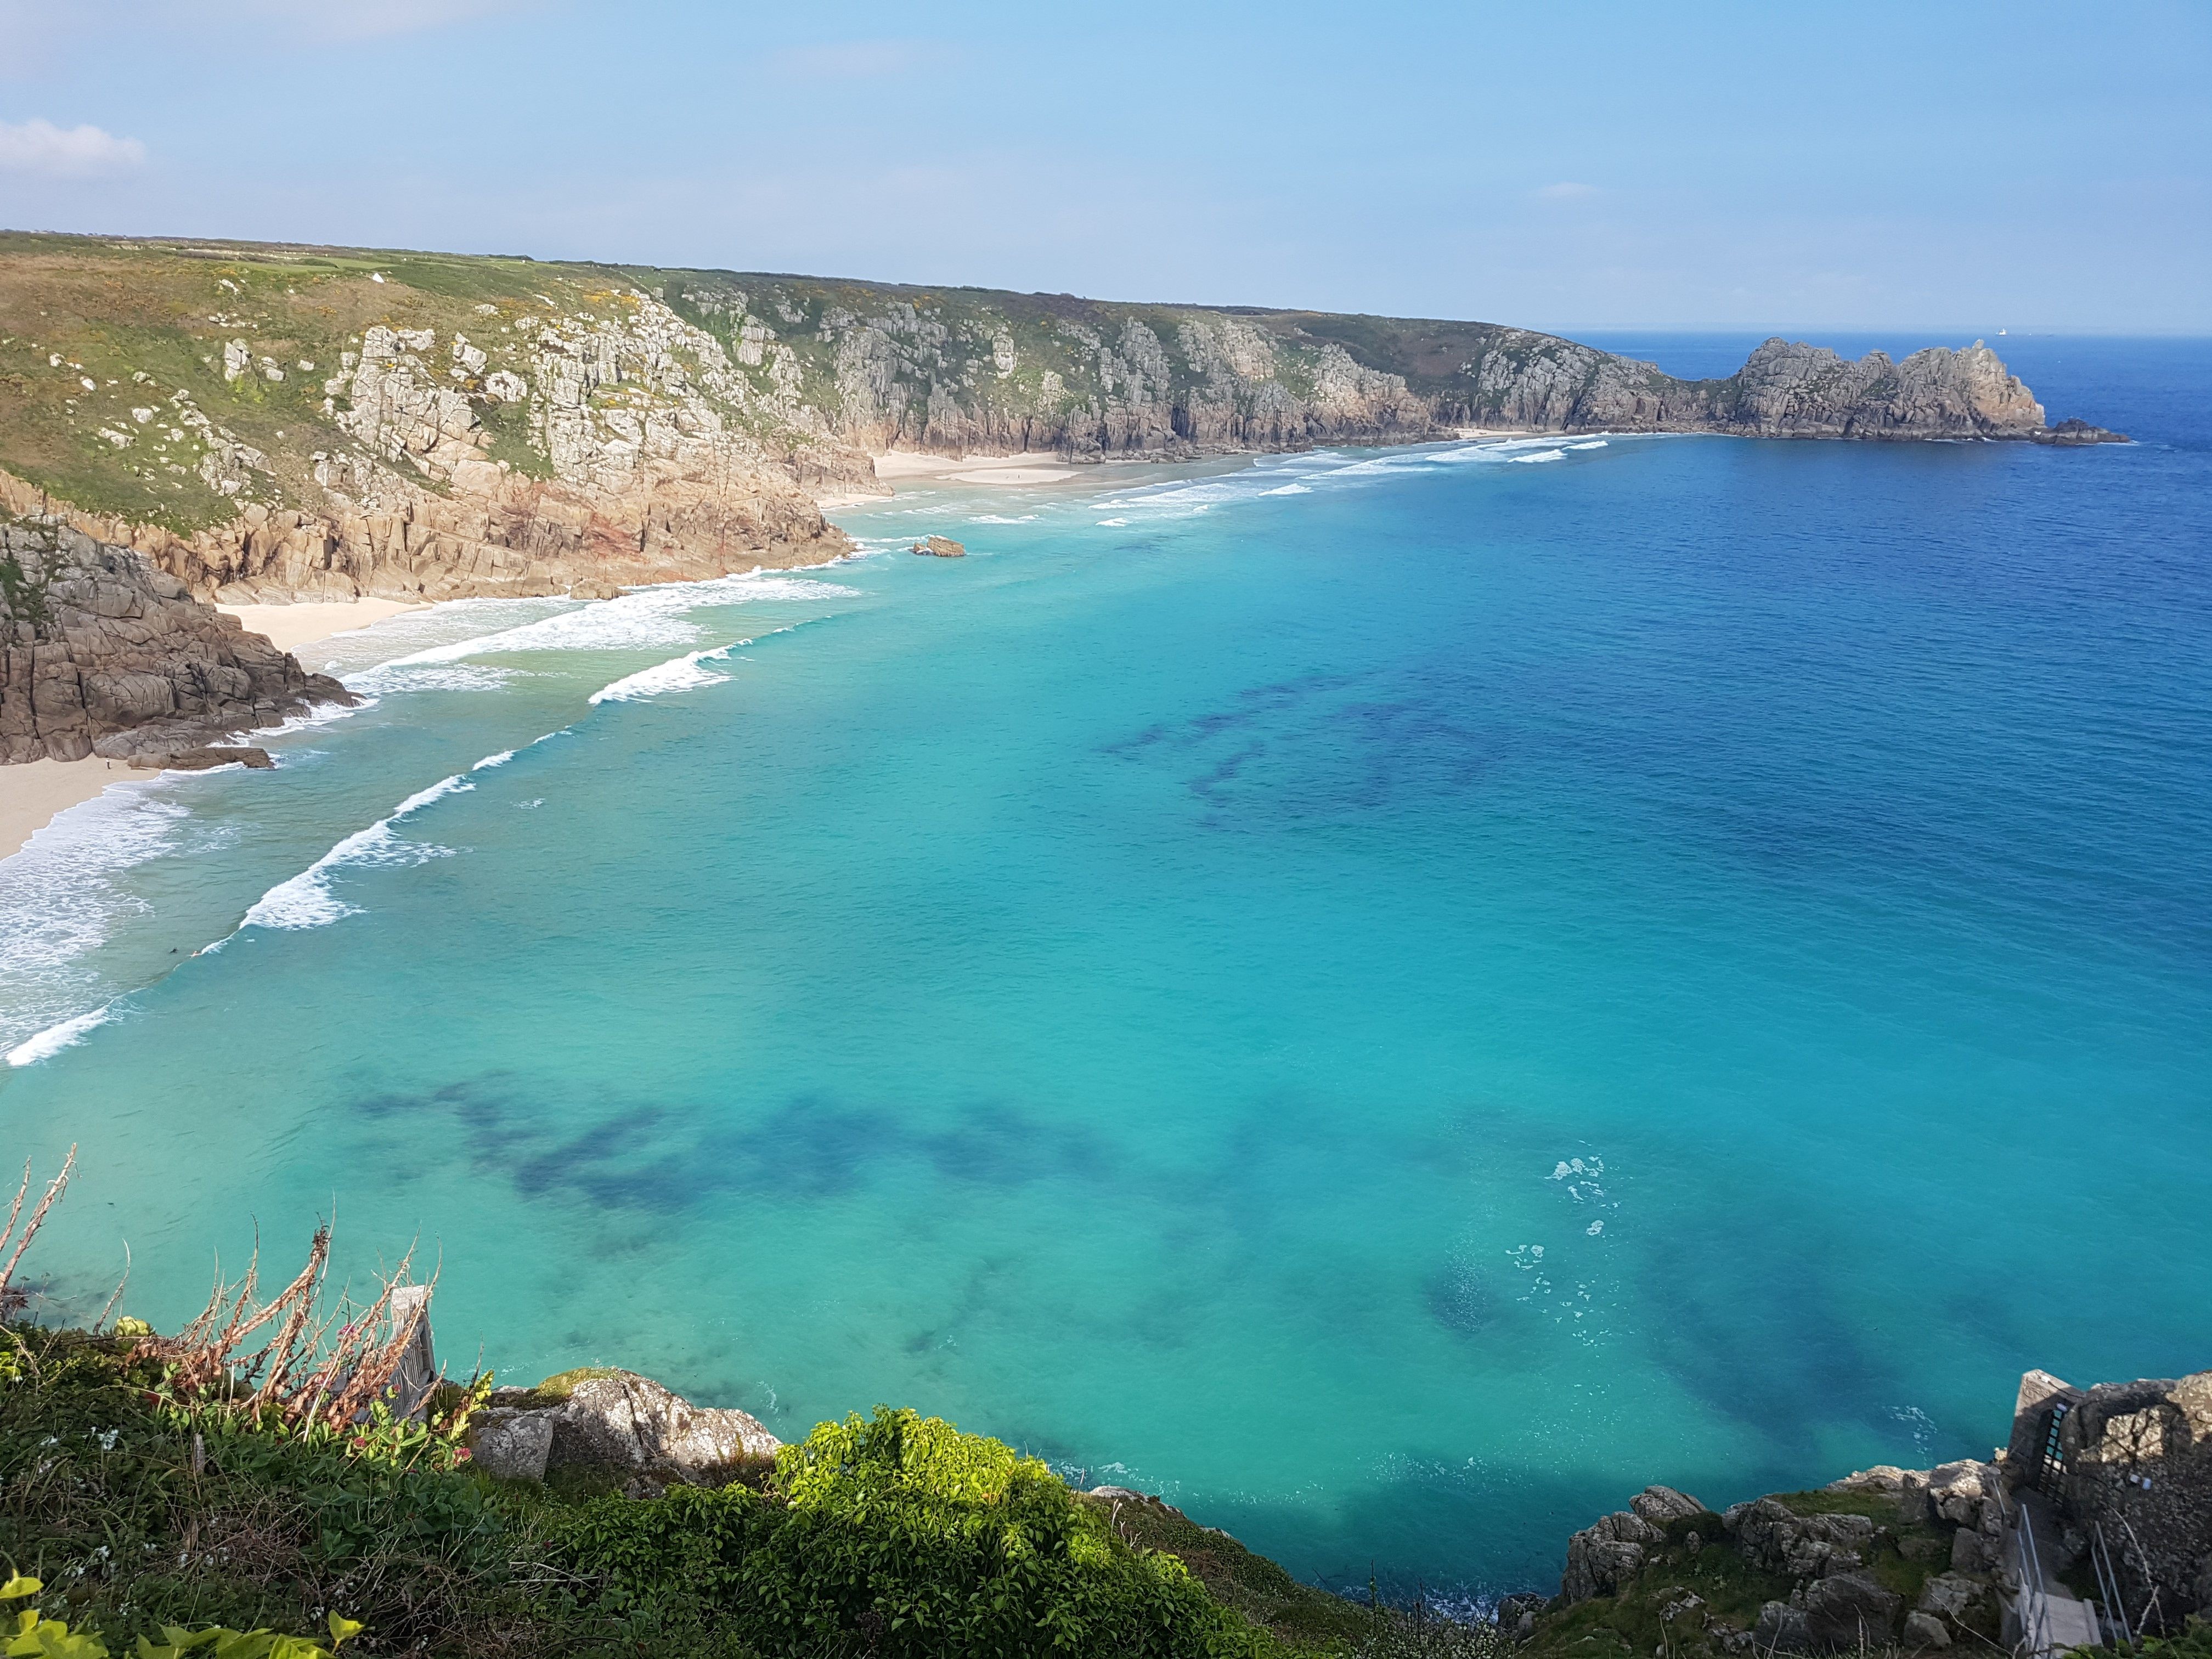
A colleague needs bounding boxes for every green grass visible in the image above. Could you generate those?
[2,1323,1490,1659]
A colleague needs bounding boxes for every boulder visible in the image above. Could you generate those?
[131,745,275,771]
[1734,1498,1874,1579]
[1754,1601,1809,1651]
[1798,1571,1901,1648]
[2033,418,2129,445]
[1629,1485,1711,1526]
[469,1369,780,1491]
[1925,1460,1991,1526]
[1559,1507,1668,1601]
[1903,1611,1951,1649]
[466,1407,554,1481]
[1916,1573,1980,1620]
[1497,1592,1545,1640]
[911,535,966,557]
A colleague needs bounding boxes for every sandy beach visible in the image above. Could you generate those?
[219,596,426,656]
[0,596,422,861]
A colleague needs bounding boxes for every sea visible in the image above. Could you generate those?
[2,332,2207,1603]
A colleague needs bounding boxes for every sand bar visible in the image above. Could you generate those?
[2,595,423,861]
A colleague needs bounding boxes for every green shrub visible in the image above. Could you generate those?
[544,1406,1276,1657]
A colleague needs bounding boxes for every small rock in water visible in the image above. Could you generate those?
[911,535,966,557]
[134,746,276,771]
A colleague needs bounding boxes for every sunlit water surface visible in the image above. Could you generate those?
[3,335,2207,1600]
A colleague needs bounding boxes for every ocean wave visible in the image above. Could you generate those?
[970,514,1036,524]
[346,663,518,695]
[1260,483,1313,496]
[1096,518,1130,527]
[1565,440,1609,450]
[1509,449,1567,464]
[0,786,188,1051]
[376,573,856,670]
[589,646,733,705]
[4,1003,114,1068]
[240,774,473,933]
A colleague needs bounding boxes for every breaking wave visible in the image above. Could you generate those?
[4,1003,114,1068]
[589,647,734,706]
[241,775,473,932]
[376,574,856,670]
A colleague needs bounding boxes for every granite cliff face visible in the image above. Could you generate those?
[0,518,351,764]
[0,234,2124,621]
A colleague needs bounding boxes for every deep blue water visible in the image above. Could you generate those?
[2,337,2207,1602]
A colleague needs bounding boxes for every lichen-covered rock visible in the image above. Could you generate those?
[1629,1485,1711,1526]
[1755,1600,1810,1651]
[1,521,353,765]
[1916,1573,1983,1620]
[470,1369,779,1491]
[1734,1498,1875,1580]
[1559,1504,1668,1602]
[466,1406,554,1482]
[1797,1571,1901,1647]
[911,535,966,557]
[1903,1610,1952,1649]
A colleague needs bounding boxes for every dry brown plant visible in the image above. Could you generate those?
[143,1225,439,1434]
[0,1144,76,1317]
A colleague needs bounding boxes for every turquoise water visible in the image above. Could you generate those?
[3,337,2208,1601]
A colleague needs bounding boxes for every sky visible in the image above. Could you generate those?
[0,0,2206,334]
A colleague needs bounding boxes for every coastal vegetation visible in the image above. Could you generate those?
[0,1160,1486,1658]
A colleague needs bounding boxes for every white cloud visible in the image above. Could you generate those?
[1535,182,1599,201]
[0,118,146,177]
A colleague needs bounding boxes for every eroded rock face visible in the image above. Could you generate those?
[911,535,966,557]
[1559,1486,1709,1602]
[467,1369,780,1495]
[1,521,353,764]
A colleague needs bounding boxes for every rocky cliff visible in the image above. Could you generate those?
[1,517,352,764]
[1518,1364,2211,1658]
[0,233,2124,620]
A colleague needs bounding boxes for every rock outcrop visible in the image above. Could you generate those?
[1550,1465,2006,1654]
[911,535,966,557]
[1,518,352,764]
[466,1368,779,1498]
[1533,1367,2212,1655]
[0,236,2126,614]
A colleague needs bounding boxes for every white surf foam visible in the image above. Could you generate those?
[240,774,472,933]
[377,573,856,669]
[1509,449,1567,463]
[0,786,194,1052]
[5,1003,114,1068]
[588,646,733,706]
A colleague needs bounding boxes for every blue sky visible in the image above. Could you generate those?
[1,1,2205,332]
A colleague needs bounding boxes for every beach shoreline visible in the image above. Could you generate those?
[0,595,424,861]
